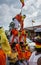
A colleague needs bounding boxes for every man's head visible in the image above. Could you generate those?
[11,42,16,49]
[19,42,24,46]
[22,15,26,19]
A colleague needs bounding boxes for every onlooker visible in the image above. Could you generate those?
[29,40,41,65]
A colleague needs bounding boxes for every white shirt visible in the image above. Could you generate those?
[13,19,21,30]
[29,51,41,65]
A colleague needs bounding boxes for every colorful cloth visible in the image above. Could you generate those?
[20,0,25,7]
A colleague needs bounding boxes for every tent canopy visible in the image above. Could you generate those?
[35,28,41,32]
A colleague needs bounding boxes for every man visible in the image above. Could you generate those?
[29,39,41,65]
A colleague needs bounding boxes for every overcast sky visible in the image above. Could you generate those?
[0,0,41,30]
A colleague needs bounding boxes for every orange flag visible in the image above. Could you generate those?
[20,0,25,7]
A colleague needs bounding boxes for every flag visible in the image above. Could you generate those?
[20,0,25,7]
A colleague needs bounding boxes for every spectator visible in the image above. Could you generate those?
[29,39,41,65]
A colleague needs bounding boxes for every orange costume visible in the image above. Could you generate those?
[16,43,23,60]
[10,29,18,45]
[20,45,31,60]
[16,44,31,60]
[0,49,6,65]
[19,29,26,43]
[25,50,31,60]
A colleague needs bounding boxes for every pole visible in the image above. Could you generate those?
[20,7,23,14]
[32,20,34,31]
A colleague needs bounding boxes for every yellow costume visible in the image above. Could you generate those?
[0,27,11,56]
[9,51,18,63]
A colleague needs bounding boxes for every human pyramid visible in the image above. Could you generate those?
[0,0,41,65]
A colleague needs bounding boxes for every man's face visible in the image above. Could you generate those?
[29,46,35,52]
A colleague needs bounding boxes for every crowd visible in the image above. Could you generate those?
[0,27,41,65]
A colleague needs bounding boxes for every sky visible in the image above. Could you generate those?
[0,0,41,30]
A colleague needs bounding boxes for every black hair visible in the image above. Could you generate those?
[0,27,2,29]
[20,42,23,44]
[12,17,15,21]
[11,42,16,49]
[23,15,26,17]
